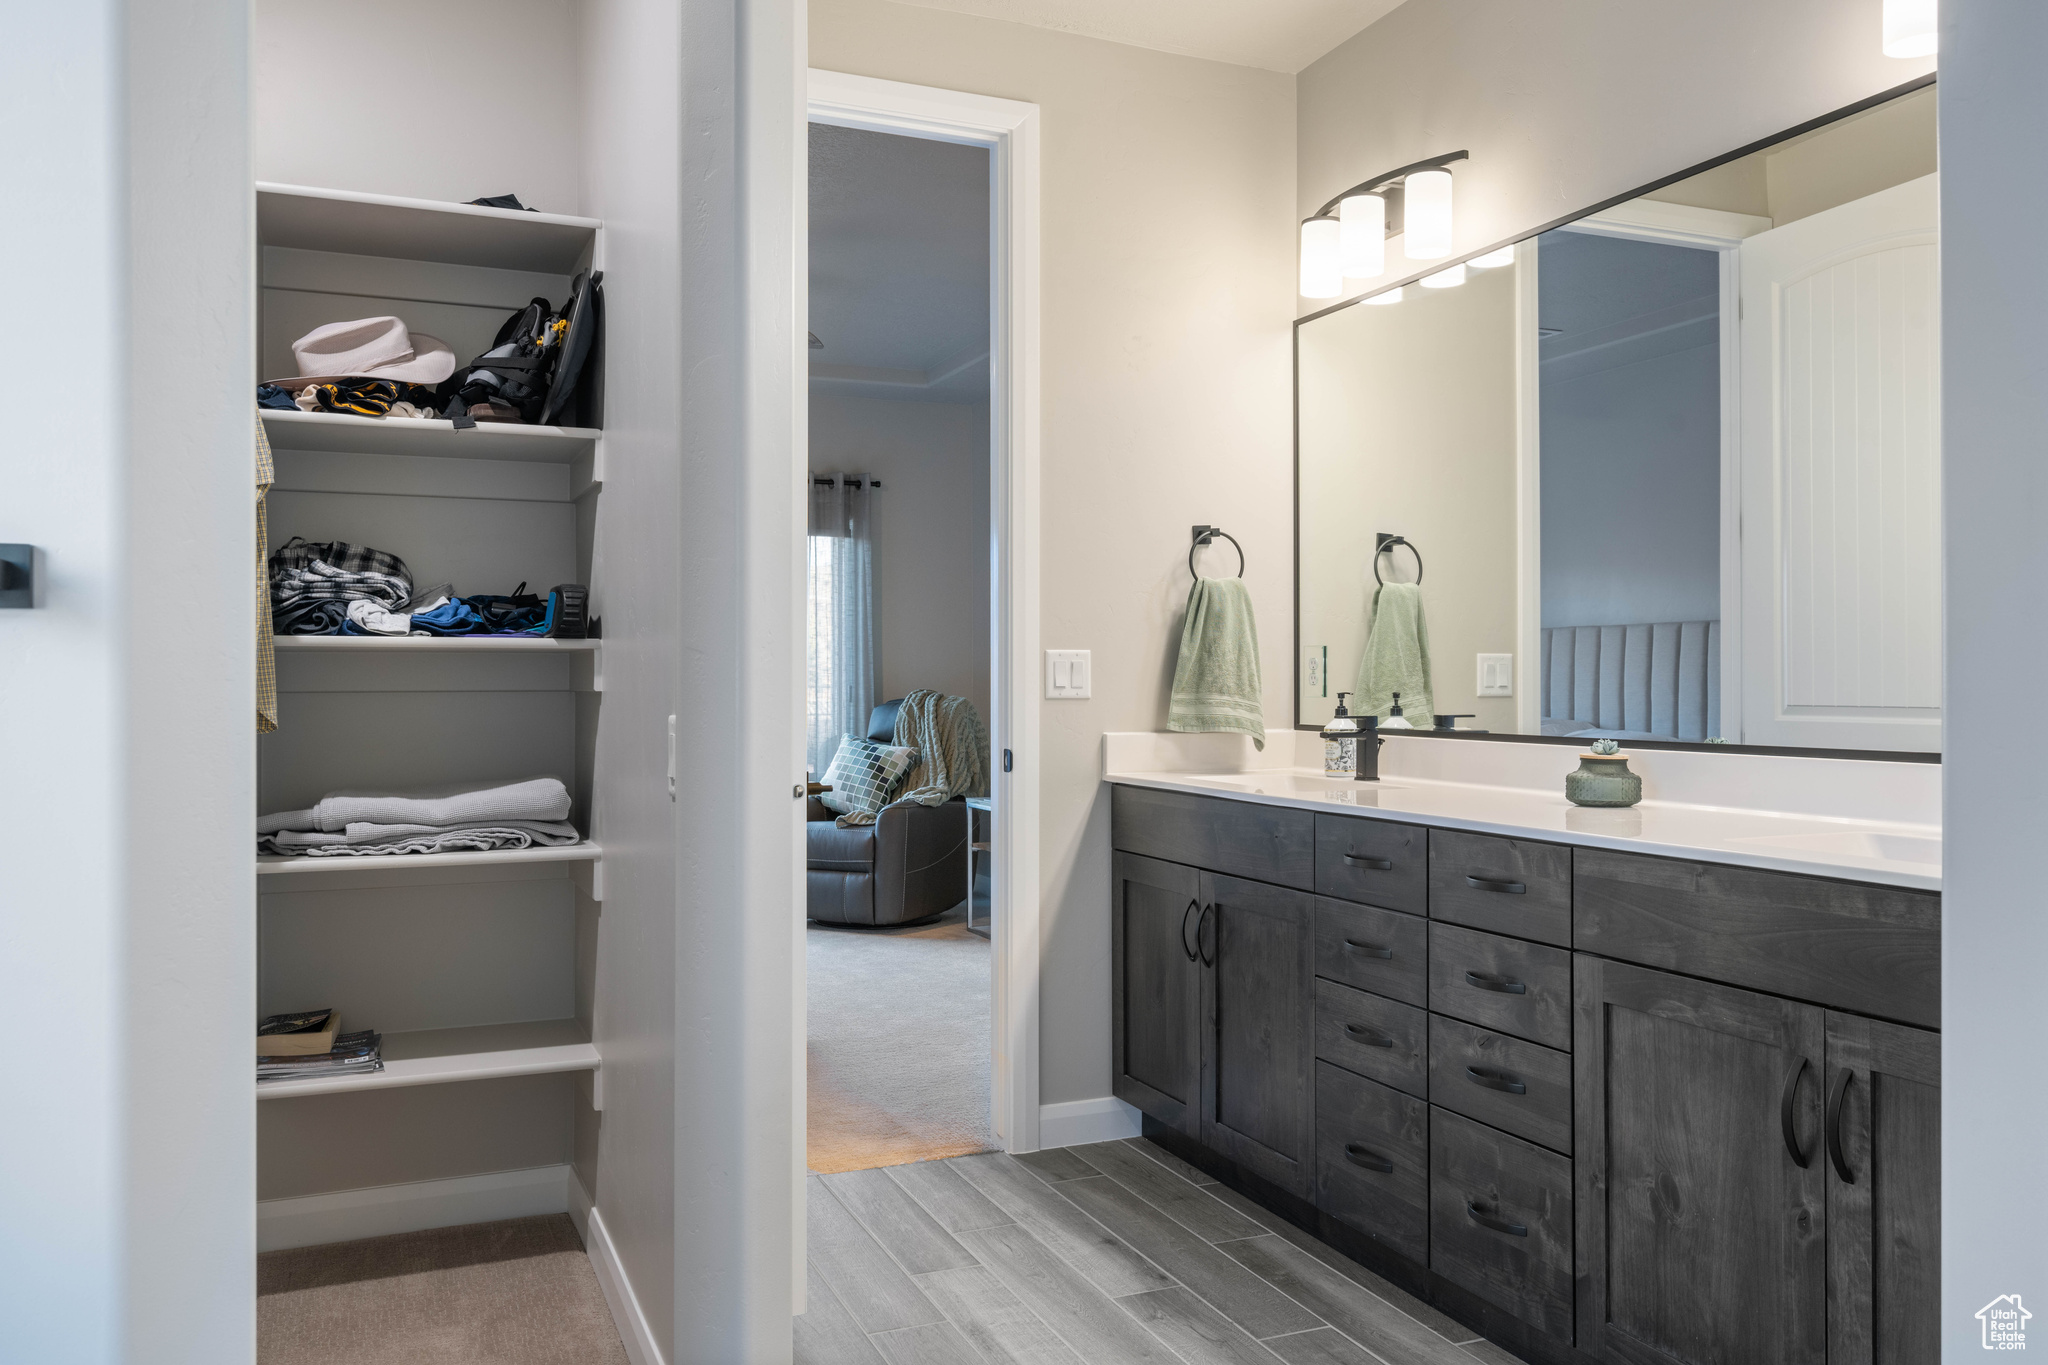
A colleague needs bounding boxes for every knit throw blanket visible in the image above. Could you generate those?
[837,689,989,827]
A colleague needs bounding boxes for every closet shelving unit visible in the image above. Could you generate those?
[255,182,608,1247]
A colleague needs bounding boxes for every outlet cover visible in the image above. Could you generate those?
[1477,654,1513,697]
[1046,650,1091,699]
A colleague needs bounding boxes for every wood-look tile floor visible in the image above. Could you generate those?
[798,1138,1523,1365]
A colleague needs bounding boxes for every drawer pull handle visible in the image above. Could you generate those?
[1343,1143,1395,1173]
[1827,1067,1857,1184]
[1343,854,1394,871]
[1344,1023,1395,1048]
[1466,875,1526,894]
[1781,1056,1814,1168]
[1467,1202,1529,1237]
[1342,938,1395,959]
[1179,899,1199,963]
[1197,904,1216,968]
[1464,970,1527,995]
[1466,1065,1526,1095]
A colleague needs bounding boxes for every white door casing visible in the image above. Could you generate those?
[1738,174,1941,752]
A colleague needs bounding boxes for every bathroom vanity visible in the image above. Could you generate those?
[1106,767,1939,1365]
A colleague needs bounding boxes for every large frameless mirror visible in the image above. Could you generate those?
[1295,80,1940,756]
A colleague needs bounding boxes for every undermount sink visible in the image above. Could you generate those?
[1730,829,1942,867]
[1183,772,1402,805]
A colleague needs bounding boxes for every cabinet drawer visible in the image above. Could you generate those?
[1430,1107,1573,1341]
[1112,785,1314,891]
[1429,830,1572,946]
[1427,922,1572,1050]
[1316,1061,1429,1264]
[1427,1015,1571,1155]
[1574,847,1940,1028]
[1315,898,1427,1006]
[1315,814,1426,913]
[1315,979,1426,1098]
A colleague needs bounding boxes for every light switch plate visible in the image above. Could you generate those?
[1477,654,1513,698]
[1046,649,1091,699]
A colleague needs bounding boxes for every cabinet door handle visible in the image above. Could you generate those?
[1179,899,1199,963]
[1342,939,1395,959]
[1466,1202,1528,1237]
[1464,970,1527,995]
[1826,1067,1857,1185]
[1465,1065,1527,1095]
[1343,1143,1394,1173]
[1465,875,1526,894]
[1343,854,1394,871]
[1781,1056,1814,1168]
[1196,903,1216,968]
[1344,1023,1395,1048]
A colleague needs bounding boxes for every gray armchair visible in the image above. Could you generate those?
[806,700,969,926]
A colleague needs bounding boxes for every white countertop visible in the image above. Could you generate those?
[1104,766,1940,892]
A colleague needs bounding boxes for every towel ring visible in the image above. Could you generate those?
[1373,536,1423,586]
[1190,528,1245,579]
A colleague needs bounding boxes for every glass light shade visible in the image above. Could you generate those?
[1403,168,1454,259]
[1339,194,1387,279]
[1883,0,1937,57]
[1420,263,1467,289]
[1469,245,1516,269]
[1363,287,1404,306]
[1300,217,1343,299]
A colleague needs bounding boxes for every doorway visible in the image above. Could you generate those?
[801,72,1043,1168]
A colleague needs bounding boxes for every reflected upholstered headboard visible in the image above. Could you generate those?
[1541,621,1720,743]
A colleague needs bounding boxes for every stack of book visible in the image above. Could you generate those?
[257,1008,383,1084]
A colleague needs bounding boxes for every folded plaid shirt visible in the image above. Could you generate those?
[268,538,413,611]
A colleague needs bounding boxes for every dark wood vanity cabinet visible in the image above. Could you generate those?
[1109,786,1940,1364]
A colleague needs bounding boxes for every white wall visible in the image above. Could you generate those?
[810,392,992,724]
[1,3,255,1362]
[1298,0,1935,309]
[812,0,1297,1109]
[1941,1,2048,1353]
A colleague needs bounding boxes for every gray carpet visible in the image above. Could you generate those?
[258,1214,628,1365]
[808,904,997,1172]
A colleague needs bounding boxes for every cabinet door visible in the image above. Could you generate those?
[1201,872,1315,1196]
[1826,1014,1939,1365]
[1111,852,1202,1137]
[1576,955,1827,1365]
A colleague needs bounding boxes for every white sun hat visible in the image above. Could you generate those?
[266,316,458,389]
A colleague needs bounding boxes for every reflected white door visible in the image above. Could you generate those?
[1737,173,1940,752]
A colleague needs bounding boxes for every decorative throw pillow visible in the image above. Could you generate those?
[819,737,919,818]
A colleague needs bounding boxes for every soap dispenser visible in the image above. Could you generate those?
[1381,692,1415,730]
[1322,693,1362,777]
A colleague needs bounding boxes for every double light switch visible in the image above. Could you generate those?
[1046,650,1091,699]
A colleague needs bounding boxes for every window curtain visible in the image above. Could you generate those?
[807,474,877,777]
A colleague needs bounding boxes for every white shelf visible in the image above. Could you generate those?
[256,1019,598,1100]
[257,841,603,877]
[257,182,600,274]
[261,409,600,464]
[273,635,598,652]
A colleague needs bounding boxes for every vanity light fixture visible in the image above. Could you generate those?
[1298,150,1468,298]
[1339,194,1387,279]
[1469,245,1516,268]
[1364,287,1404,306]
[1420,263,1467,288]
[1883,0,1937,57]
[1299,217,1344,299]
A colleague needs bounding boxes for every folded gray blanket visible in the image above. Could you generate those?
[260,820,582,858]
[258,778,572,835]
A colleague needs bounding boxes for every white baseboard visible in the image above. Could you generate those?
[257,1164,571,1252]
[1037,1096,1142,1148]
[584,1199,665,1365]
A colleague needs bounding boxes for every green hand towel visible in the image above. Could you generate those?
[1168,577,1265,750]
[1355,581,1433,722]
